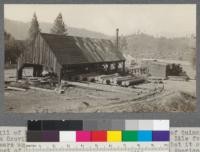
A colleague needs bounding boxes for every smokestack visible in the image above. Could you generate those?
[116,28,119,50]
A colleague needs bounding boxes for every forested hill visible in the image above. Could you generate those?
[124,33,195,61]
[5,18,195,61]
[4,18,110,40]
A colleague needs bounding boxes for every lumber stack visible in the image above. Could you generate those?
[113,76,132,85]
[95,73,119,84]
[121,78,145,87]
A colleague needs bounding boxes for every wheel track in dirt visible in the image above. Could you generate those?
[84,88,175,112]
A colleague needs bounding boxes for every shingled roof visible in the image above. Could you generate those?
[41,33,125,65]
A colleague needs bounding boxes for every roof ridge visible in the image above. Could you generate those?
[40,32,112,41]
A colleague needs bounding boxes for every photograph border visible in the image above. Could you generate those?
[0,0,199,127]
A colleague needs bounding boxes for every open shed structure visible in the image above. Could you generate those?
[17,33,125,82]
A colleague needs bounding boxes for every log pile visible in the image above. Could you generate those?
[77,73,146,87]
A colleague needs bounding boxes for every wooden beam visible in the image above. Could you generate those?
[17,68,23,80]
[57,67,63,84]
[115,62,119,72]
[107,63,111,73]
[122,61,125,74]
[7,86,26,91]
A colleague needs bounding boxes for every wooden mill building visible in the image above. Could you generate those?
[17,33,125,82]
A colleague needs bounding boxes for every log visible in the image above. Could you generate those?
[87,76,97,82]
[100,73,119,79]
[95,75,107,82]
[95,74,119,83]
[78,73,98,81]
[114,76,133,85]
[120,77,138,86]
[113,76,132,83]
[121,81,127,87]
[7,86,26,91]
[101,75,120,84]
[124,78,145,87]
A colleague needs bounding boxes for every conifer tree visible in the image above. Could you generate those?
[51,13,67,35]
[28,13,40,43]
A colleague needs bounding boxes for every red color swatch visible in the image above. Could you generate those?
[91,131,107,142]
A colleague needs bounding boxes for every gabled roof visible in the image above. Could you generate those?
[40,33,125,65]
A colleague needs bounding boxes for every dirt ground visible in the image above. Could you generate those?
[4,67,196,113]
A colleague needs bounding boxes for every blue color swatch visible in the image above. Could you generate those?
[138,131,152,141]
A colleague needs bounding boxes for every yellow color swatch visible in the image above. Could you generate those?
[107,131,122,142]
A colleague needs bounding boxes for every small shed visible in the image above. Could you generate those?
[148,62,168,79]
[141,59,186,79]
[17,33,126,82]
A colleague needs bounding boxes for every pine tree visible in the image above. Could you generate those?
[51,13,67,35]
[28,13,40,43]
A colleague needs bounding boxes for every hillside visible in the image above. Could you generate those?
[125,33,195,61]
[5,18,195,61]
[4,18,110,40]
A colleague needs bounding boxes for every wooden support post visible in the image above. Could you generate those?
[122,61,125,74]
[115,62,119,72]
[57,68,62,84]
[58,71,61,84]
[17,62,23,80]
[17,68,23,80]
[33,66,37,77]
[107,63,111,73]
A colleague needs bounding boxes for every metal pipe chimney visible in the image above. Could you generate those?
[116,28,119,50]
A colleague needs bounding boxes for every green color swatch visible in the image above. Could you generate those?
[122,131,138,141]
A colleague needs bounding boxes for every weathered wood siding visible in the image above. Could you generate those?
[17,33,62,79]
[32,34,61,74]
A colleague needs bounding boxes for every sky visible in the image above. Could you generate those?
[4,4,196,38]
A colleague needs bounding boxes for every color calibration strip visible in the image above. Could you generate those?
[27,130,169,142]
[27,120,169,142]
